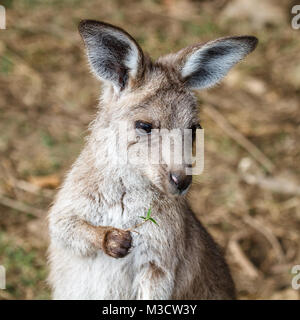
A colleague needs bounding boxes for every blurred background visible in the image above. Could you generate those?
[0,0,299,300]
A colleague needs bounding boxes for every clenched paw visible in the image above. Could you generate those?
[103,228,132,258]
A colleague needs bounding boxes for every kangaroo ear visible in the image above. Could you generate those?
[78,20,144,92]
[178,36,258,89]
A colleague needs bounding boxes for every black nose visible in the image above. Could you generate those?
[170,172,192,194]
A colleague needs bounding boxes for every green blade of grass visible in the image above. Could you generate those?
[148,217,158,225]
[146,207,151,219]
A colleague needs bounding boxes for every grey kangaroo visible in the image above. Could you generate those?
[48,20,257,299]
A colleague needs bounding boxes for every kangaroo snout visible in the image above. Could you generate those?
[169,170,192,195]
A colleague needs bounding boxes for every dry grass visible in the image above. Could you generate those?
[0,0,299,300]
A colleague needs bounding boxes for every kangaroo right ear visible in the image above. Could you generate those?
[177,36,258,90]
[78,20,144,92]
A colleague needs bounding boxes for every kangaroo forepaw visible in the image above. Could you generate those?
[103,228,132,258]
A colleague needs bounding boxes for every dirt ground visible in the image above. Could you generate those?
[0,0,299,300]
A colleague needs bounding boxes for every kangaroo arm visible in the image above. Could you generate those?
[49,214,110,257]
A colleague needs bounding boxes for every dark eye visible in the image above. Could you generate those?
[191,123,202,141]
[135,121,153,135]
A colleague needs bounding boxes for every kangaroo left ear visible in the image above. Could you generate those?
[78,20,144,93]
[178,36,258,90]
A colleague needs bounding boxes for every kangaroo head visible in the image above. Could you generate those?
[79,20,257,196]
